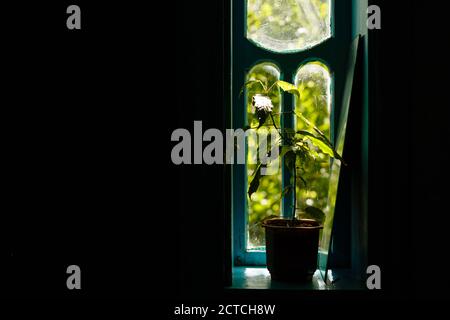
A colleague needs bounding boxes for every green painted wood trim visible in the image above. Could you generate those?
[231,0,366,270]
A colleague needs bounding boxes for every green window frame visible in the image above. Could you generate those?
[231,0,368,279]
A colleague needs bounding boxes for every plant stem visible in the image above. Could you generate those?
[269,113,287,142]
[266,81,278,94]
[269,112,297,222]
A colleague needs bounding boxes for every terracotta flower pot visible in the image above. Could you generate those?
[262,218,323,282]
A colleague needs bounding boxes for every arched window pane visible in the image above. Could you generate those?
[247,0,331,53]
[294,62,331,226]
[246,63,281,250]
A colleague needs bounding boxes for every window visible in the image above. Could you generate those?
[247,0,331,52]
[245,63,282,251]
[231,0,367,280]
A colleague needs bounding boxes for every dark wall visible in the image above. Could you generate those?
[410,1,450,299]
[369,0,450,300]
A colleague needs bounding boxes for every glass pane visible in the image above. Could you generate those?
[294,62,331,243]
[246,63,282,250]
[247,0,331,52]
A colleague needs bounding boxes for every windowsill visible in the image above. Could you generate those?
[228,267,365,290]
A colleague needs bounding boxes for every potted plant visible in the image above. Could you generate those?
[243,79,344,282]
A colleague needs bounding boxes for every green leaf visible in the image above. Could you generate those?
[240,80,267,96]
[276,80,301,97]
[298,131,335,158]
[312,127,333,147]
[297,130,345,164]
[294,114,346,165]
[304,206,326,224]
[306,147,319,160]
[295,112,313,127]
[296,113,329,145]
[248,164,262,198]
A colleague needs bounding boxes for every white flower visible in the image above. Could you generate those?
[252,94,274,114]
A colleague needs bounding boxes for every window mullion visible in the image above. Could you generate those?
[281,72,296,219]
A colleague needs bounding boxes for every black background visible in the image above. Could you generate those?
[2,0,450,308]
